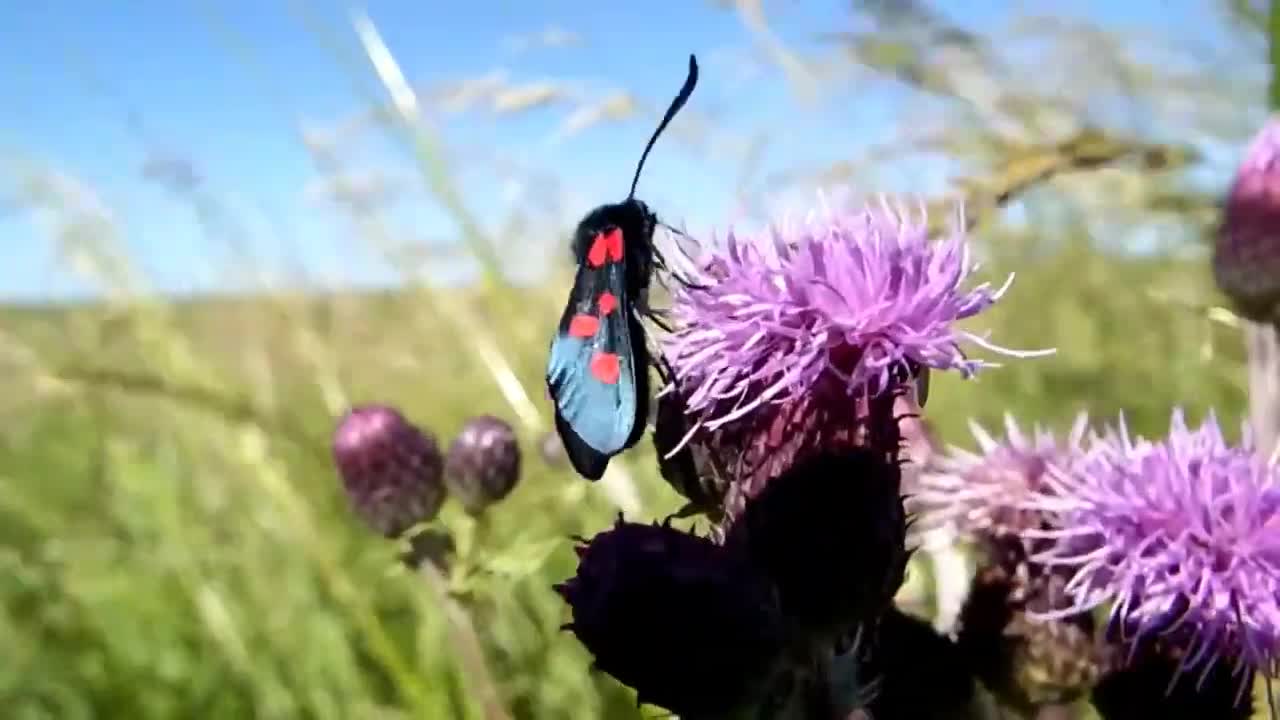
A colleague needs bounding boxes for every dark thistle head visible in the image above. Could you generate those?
[331,404,445,538]
[863,606,978,719]
[555,517,787,716]
[723,448,909,642]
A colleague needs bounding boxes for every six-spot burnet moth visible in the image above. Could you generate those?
[545,54,699,481]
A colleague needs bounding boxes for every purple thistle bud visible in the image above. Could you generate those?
[660,196,1051,483]
[1022,409,1280,694]
[555,518,787,716]
[332,405,445,538]
[443,415,522,515]
[1214,117,1280,322]
[723,448,908,640]
[916,412,1092,541]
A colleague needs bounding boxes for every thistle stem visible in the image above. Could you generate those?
[1246,322,1280,458]
[1249,0,1280,460]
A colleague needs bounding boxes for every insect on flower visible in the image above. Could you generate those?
[546,54,699,481]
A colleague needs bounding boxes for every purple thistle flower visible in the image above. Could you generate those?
[916,412,1092,540]
[660,196,1050,484]
[332,405,446,538]
[1214,117,1280,322]
[555,518,787,716]
[1023,409,1280,691]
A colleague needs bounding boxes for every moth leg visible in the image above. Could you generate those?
[645,309,676,333]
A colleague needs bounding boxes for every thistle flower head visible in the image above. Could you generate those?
[659,197,1050,491]
[555,518,787,716]
[662,196,1048,440]
[443,414,522,515]
[1215,117,1280,322]
[332,404,445,537]
[916,412,1092,539]
[1024,409,1280,689]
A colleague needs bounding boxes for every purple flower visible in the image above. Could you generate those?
[660,196,1050,484]
[1023,409,1280,689]
[332,405,446,537]
[1214,117,1280,322]
[916,412,1092,540]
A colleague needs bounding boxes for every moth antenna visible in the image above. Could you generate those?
[628,54,699,200]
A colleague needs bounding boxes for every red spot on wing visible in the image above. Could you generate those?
[590,352,621,384]
[586,228,625,267]
[598,291,618,316]
[568,314,600,338]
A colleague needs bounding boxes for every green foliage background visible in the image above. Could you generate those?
[0,1,1274,718]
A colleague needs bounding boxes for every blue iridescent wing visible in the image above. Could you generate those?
[546,240,641,481]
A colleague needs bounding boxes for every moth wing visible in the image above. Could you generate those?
[546,258,640,480]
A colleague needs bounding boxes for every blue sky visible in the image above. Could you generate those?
[0,0,1254,302]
